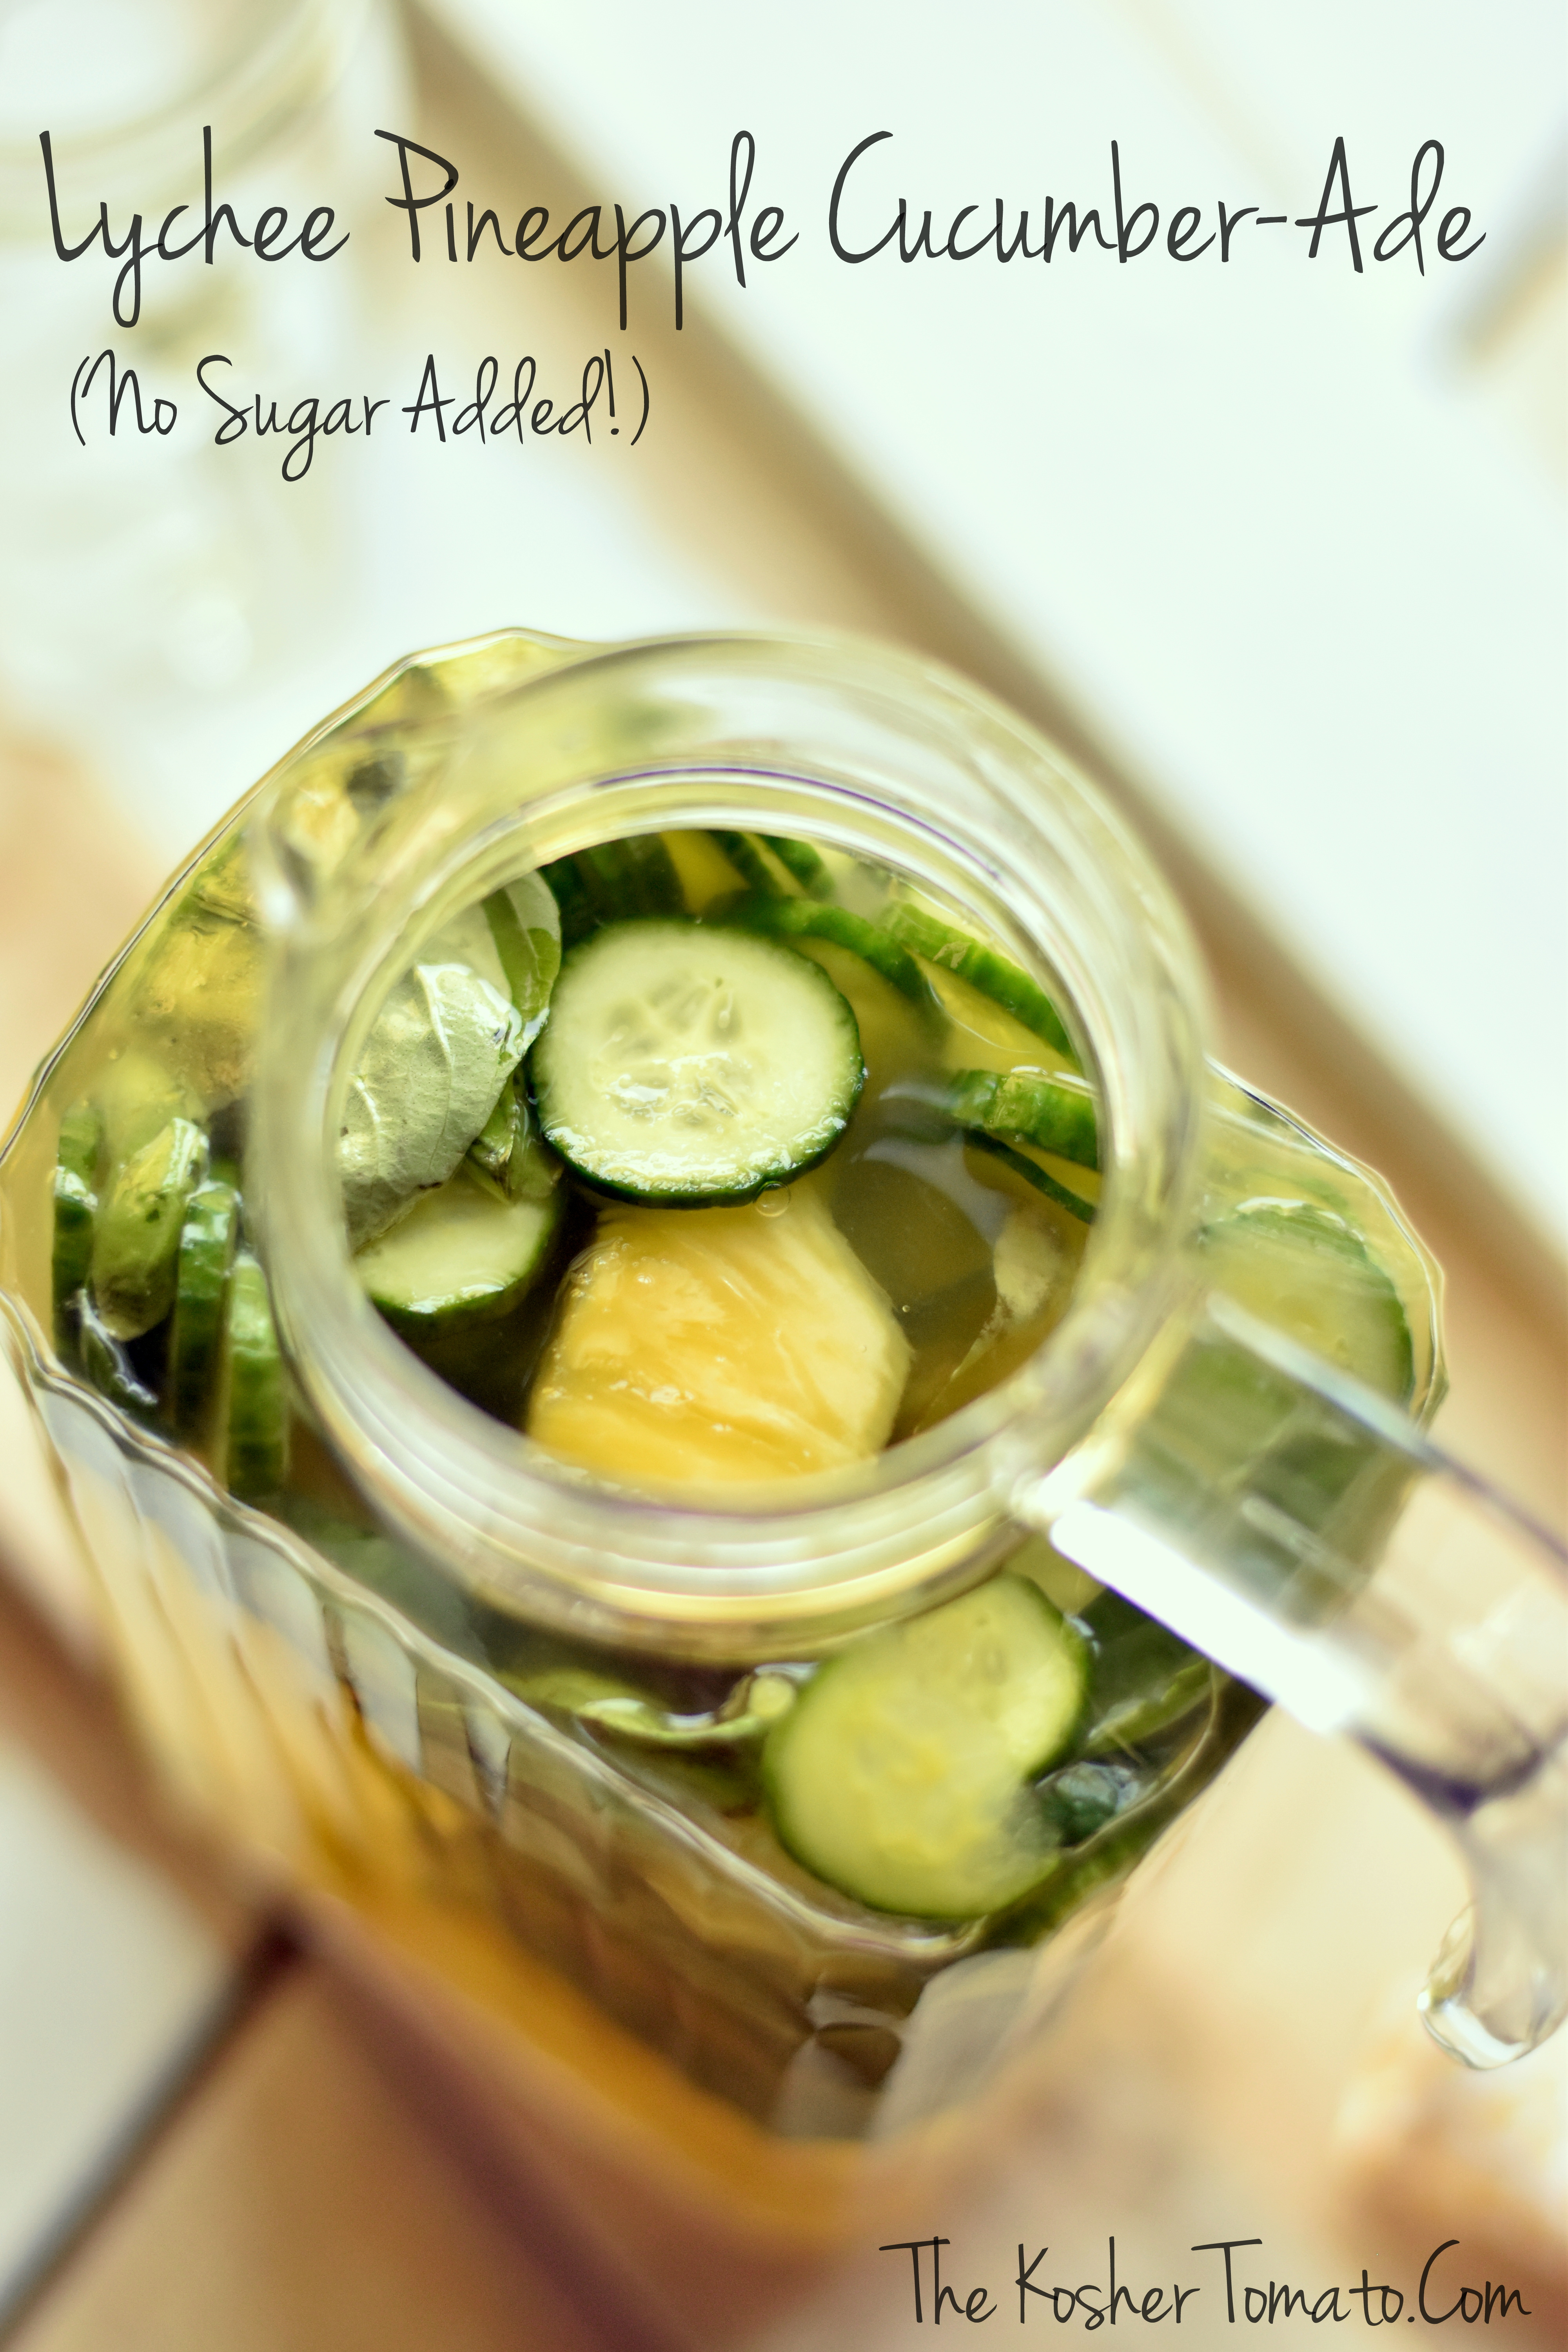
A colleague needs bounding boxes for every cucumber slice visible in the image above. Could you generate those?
[91,1115,210,1339]
[711,893,931,1005]
[543,839,685,941]
[710,829,787,898]
[760,835,833,897]
[579,836,685,919]
[52,1169,96,1328]
[52,1100,103,1327]
[1198,1200,1414,1403]
[965,1132,1097,1224]
[530,919,864,1204]
[508,1664,798,1750]
[948,1067,1099,1171]
[883,903,1075,1060]
[706,830,835,902]
[662,829,749,914]
[355,1165,560,1338]
[216,1250,288,1497]
[764,1575,1089,1918]
[167,1180,239,1434]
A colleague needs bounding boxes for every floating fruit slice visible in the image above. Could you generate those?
[356,1165,560,1338]
[530,919,864,1204]
[1198,1201,1414,1403]
[764,1575,1089,1917]
[526,1187,909,1484]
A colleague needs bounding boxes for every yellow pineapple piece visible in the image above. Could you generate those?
[527,1188,910,1485]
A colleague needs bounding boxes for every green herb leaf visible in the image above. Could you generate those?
[339,963,523,1247]
[484,873,562,1044]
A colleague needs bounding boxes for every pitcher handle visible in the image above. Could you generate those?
[1014,1293,1568,2067]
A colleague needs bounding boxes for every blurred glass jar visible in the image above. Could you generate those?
[0,0,405,774]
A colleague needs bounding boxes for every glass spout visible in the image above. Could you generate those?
[1024,1294,1568,2067]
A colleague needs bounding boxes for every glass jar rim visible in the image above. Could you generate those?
[253,628,1213,1659]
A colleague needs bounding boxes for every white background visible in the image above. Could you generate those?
[428,0,1568,1250]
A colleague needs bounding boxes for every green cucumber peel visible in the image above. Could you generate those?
[882,902,1076,1060]
[709,829,788,898]
[948,1067,1099,1171]
[219,1250,288,1497]
[706,831,835,902]
[708,892,932,1005]
[965,1131,1096,1224]
[540,839,687,940]
[579,838,680,920]
[167,1180,240,1436]
[760,835,834,897]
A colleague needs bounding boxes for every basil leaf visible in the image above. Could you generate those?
[484,872,561,1047]
[339,962,523,1247]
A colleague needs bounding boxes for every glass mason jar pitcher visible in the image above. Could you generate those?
[1,628,1563,2255]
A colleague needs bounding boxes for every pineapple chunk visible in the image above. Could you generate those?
[527,1188,910,1485]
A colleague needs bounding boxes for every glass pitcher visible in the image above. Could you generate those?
[1,629,1562,2237]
